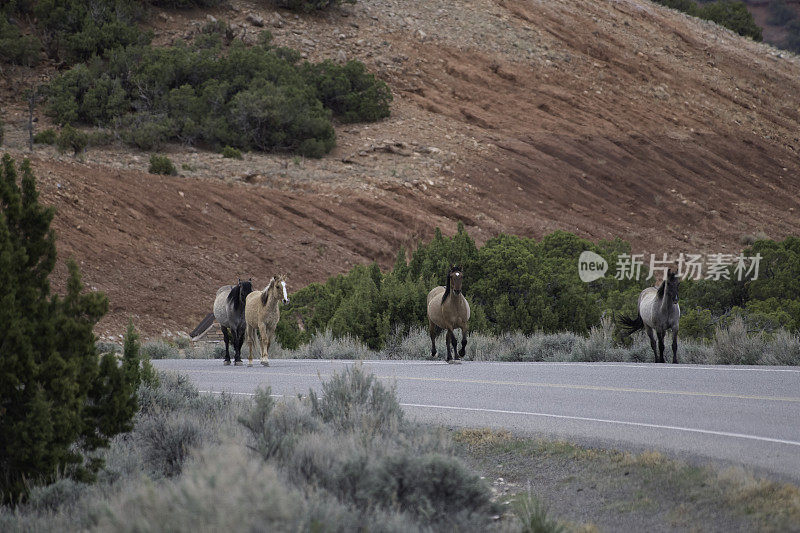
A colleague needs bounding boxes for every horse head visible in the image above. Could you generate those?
[666,268,679,303]
[658,268,680,303]
[450,265,463,295]
[442,265,463,303]
[275,274,290,304]
[259,276,289,306]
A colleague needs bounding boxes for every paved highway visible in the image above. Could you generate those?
[152,359,800,481]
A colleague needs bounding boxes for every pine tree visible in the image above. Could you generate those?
[0,154,142,502]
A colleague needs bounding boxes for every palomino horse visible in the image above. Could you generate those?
[213,279,253,366]
[427,265,471,363]
[620,268,681,363]
[244,275,290,367]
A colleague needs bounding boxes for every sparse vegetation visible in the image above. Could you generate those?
[148,154,177,176]
[55,123,88,155]
[33,128,57,145]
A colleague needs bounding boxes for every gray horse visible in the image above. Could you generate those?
[620,269,681,363]
[213,279,253,365]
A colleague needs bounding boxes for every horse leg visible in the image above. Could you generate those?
[429,321,440,358]
[246,324,256,367]
[671,328,679,364]
[458,326,468,359]
[657,331,666,364]
[233,324,245,366]
[645,326,657,363]
[258,323,270,366]
[445,329,455,362]
[222,326,231,365]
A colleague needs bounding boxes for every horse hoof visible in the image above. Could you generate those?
[223,360,231,366]
[446,359,454,364]
[260,361,270,367]
[451,359,462,365]
[234,361,243,366]
[247,363,253,368]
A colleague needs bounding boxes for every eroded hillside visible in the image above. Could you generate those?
[1,0,799,335]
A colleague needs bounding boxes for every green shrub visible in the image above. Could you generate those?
[277,226,646,350]
[123,113,176,151]
[56,123,88,155]
[87,130,115,147]
[680,307,716,340]
[698,1,762,41]
[303,60,392,123]
[654,0,762,41]
[221,145,242,159]
[34,128,58,145]
[0,15,42,66]
[270,0,356,12]
[27,0,150,63]
[46,36,389,156]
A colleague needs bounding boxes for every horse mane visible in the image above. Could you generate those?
[227,279,253,312]
[261,277,275,306]
[441,265,461,304]
[228,283,244,312]
[657,279,666,299]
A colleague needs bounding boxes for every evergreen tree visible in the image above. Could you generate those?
[0,154,141,502]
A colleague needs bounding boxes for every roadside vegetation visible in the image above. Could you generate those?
[0,367,516,532]
[4,366,798,531]
[274,223,800,360]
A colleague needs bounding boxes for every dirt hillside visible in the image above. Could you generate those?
[2,0,799,337]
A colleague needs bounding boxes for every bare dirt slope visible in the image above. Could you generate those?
[2,0,800,336]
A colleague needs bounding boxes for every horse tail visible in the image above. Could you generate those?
[619,313,644,336]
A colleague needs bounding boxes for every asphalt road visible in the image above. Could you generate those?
[152,358,800,481]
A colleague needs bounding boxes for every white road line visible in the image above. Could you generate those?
[400,403,800,447]
[205,359,800,373]
[200,390,284,398]
[196,389,800,448]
